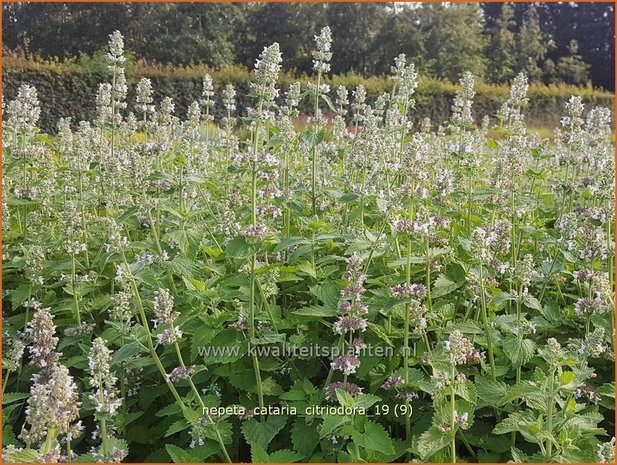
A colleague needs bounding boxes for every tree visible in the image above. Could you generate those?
[417,3,488,81]
[557,40,590,86]
[486,3,517,83]
[243,3,326,73]
[2,3,133,58]
[516,4,550,81]
[371,5,426,75]
[326,3,389,75]
[129,3,241,66]
[535,2,614,90]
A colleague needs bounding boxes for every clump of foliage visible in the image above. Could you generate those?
[1,30,614,463]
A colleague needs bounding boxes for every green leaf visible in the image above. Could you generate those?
[320,415,348,438]
[274,236,310,253]
[165,256,199,278]
[268,449,304,462]
[476,377,508,407]
[492,412,536,435]
[454,380,477,404]
[226,236,252,258]
[432,274,463,298]
[309,281,340,308]
[491,292,516,308]
[241,415,287,449]
[250,444,270,463]
[351,421,395,455]
[292,305,336,317]
[111,341,144,365]
[291,419,320,457]
[510,447,530,463]
[339,193,359,203]
[10,284,30,310]
[1,448,40,462]
[165,419,190,437]
[523,294,543,311]
[2,392,30,405]
[353,394,382,409]
[166,444,198,463]
[503,337,535,368]
[191,441,220,461]
[416,426,451,460]
[499,381,544,405]
[559,371,575,384]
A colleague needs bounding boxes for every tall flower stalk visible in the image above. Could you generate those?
[309,26,332,215]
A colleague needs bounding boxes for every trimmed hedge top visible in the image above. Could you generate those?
[3,55,614,133]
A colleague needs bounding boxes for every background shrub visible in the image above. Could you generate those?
[3,55,614,133]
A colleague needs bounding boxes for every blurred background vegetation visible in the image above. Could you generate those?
[2,2,615,90]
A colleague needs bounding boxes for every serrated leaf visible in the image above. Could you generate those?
[251,444,270,463]
[241,415,287,449]
[559,371,575,384]
[292,305,336,317]
[1,448,40,462]
[165,419,189,437]
[510,446,530,463]
[225,236,252,258]
[268,449,304,462]
[351,421,395,455]
[523,294,543,311]
[353,394,382,409]
[491,292,516,307]
[111,341,144,365]
[291,419,320,457]
[416,426,451,460]
[320,415,348,438]
[166,444,197,463]
[499,381,544,405]
[432,274,463,298]
[454,380,477,404]
[476,377,508,407]
[2,392,30,405]
[503,337,535,368]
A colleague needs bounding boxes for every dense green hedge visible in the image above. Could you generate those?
[3,57,614,133]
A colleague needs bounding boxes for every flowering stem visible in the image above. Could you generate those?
[545,369,556,460]
[249,253,265,412]
[403,237,412,449]
[71,251,81,325]
[607,219,615,351]
[145,209,177,294]
[425,236,433,314]
[109,69,117,205]
[311,70,322,216]
[100,417,110,456]
[478,266,496,380]
[120,252,186,407]
[121,251,231,461]
[2,371,10,395]
[466,171,473,236]
[173,341,233,463]
[450,363,456,463]
[21,134,28,236]
[40,426,58,456]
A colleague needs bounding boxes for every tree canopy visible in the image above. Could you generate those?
[3,2,614,89]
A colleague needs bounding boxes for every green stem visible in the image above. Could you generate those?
[450,363,457,463]
[71,252,81,325]
[2,371,10,395]
[545,370,555,460]
[311,70,322,216]
[479,266,496,380]
[100,418,110,456]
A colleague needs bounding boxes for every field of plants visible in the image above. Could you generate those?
[1,29,615,463]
